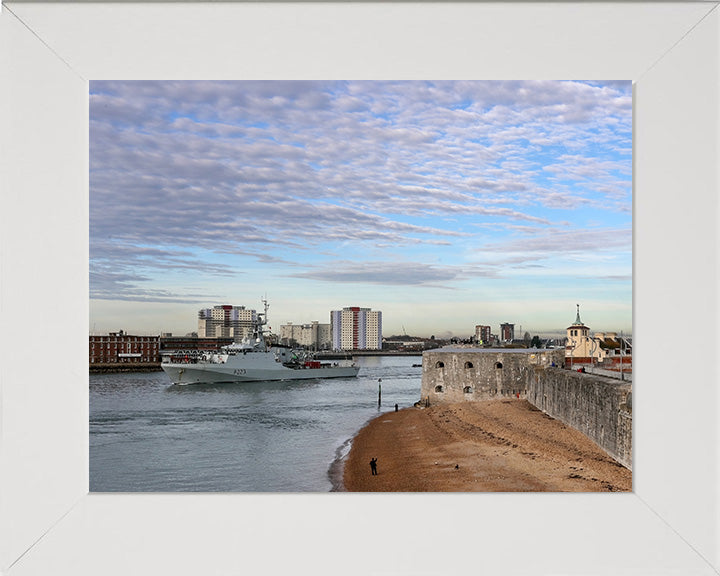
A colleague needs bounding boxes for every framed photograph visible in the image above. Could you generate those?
[1,2,718,574]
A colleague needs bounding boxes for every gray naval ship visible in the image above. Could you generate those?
[161,301,359,385]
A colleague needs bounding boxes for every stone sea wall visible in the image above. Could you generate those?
[527,368,632,469]
[420,347,632,469]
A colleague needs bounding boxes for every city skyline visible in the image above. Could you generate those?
[90,80,632,338]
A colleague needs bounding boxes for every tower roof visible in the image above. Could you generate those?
[568,304,588,329]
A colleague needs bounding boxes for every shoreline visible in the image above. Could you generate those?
[327,437,351,492]
[340,400,631,492]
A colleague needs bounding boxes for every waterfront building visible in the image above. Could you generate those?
[89,331,160,365]
[90,333,240,368]
[594,332,632,360]
[330,306,382,351]
[475,325,492,345]
[565,305,632,371]
[566,305,594,361]
[159,336,234,356]
[198,305,257,342]
[500,322,515,342]
[279,321,331,350]
[567,304,605,362]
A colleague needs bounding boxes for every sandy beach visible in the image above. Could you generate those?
[342,399,631,492]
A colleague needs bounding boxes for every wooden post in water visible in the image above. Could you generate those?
[378,378,382,407]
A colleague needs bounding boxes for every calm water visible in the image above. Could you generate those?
[90,355,422,492]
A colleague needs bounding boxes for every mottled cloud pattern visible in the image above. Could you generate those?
[90,80,631,333]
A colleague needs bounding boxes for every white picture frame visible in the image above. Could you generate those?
[1,2,718,574]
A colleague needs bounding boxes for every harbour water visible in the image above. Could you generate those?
[90,355,422,492]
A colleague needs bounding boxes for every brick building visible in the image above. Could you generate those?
[159,336,234,358]
[89,332,236,368]
[89,331,160,365]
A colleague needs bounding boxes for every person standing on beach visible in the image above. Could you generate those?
[370,457,378,475]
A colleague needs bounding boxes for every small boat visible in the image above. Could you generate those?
[161,300,359,385]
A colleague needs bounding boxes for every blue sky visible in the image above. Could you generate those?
[89,80,632,338]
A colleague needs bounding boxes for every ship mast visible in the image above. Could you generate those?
[260,297,269,328]
[254,297,269,350]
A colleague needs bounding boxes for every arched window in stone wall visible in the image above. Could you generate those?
[463,386,472,394]
[435,361,445,369]
[464,361,474,369]
[495,362,503,369]
[435,385,444,393]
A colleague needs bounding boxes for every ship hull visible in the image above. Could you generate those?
[161,361,359,385]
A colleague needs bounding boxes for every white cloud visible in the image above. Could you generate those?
[286,260,499,288]
[89,80,632,310]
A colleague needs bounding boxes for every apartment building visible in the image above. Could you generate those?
[279,321,331,350]
[475,325,492,345]
[198,305,257,342]
[330,307,382,351]
[500,322,515,342]
[565,306,632,366]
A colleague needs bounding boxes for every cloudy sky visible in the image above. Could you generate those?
[89,80,632,338]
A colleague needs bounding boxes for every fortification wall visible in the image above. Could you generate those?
[420,347,632,469]
[527,369,632,469]
[420,348,564,403]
